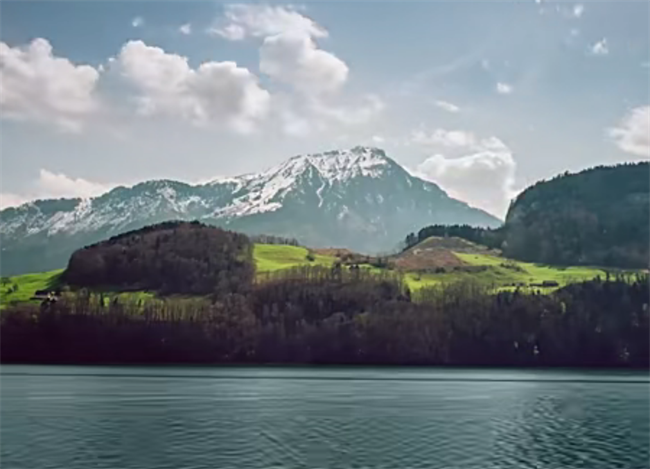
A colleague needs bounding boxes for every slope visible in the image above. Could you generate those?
[504,162,649,268]
[0,146,500,275]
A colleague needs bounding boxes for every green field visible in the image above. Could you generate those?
[0,244,336,309]
[0,269,63,309]
[1,244,634,309]
[404,252,618,292]
[0,269,160,310]
[254,244,337,273]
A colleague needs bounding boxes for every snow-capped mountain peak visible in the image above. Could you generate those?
[288,146,393,182]
[207,146,396,218]
[0,146,501,275]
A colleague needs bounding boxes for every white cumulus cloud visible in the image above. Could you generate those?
[0,38,101,131]
[410,128,508,153]
[412,128,476,148]
[0,169,115,209]
[496,82,513,94]
[434,100,460,113]
[608,106,650,157]
[311,94,384,125]
[416,150,516,218]
[117,40,271,133]
[209,4,327,41]
[132,16,144,28]
[572,4,585,18]
[591,38,609,56]
[411,128,515,217]
[179,23,192,35]
[0,193,29,210]
[260,31,348,96]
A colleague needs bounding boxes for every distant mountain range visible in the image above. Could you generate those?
[0,146,500,275]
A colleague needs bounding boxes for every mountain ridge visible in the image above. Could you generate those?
[0,146,500,275]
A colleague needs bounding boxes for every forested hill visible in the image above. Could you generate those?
[62,221,254,296]
[504,162,649,268]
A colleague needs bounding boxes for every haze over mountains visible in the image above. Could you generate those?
[0,146,499,275]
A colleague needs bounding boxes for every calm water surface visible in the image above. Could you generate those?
[1,366,648,469]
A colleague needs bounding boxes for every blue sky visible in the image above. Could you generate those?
[1,0,648,217]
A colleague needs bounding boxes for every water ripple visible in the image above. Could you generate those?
[1,365,648,469]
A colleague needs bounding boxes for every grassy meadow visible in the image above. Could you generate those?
[405,252,620,292]
[1,241,633,309]
[253,244,337,273]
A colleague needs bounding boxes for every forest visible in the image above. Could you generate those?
[404,224,502,251]
[62,221,254,296]
[407,163,649,269]
[503,162,649,268]
[1,267,647,368]
[2,217,648,368]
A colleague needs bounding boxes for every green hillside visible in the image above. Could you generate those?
[0,243,337,309]
[254,244,336,273]
[0,270,63,308]
[2,237,636,310]
[404,252,612,292]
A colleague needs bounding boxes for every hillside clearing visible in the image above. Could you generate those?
[2,243,636,309]
[403,252,618,292]
[0,270,63,309]
[254,244,337,273]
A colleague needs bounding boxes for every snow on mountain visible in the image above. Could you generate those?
[0,146,501,275]
[210,146,393,218]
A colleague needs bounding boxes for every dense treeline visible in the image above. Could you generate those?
[505,162,649,268]
[2,268,647,368]
[408,163,649,268]
[249,234,301,246]
[62,221,254,296]
[404,224,503,251]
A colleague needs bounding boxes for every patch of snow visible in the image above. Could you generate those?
[1,146,402,238]
[316,180,327,208]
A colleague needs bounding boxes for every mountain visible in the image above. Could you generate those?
[0,146,500,275]
[503,162,649,268]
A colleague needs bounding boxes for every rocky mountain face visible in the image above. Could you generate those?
[0,146,500,275]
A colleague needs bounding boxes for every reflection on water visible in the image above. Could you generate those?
[1,366,648,469]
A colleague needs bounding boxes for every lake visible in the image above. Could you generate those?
[1,366,648,469]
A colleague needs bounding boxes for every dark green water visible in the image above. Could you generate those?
[1,366,648,469]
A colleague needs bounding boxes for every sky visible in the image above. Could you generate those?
[1,0,648,218]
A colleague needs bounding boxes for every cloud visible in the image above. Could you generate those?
[0,169,114,209]
[132,16,144,28]
[410,128,508,153]
[412,129,476,148]
[179,23,192,35]
[260,31,348,95]
[311,94,384,125]
[434,100,460,113]
[0,193,29,210]
[117,40,270,133]
[371,135,385,144]
[272,93,384,137]
[209,4,327,41]
[257,26,378,135]
[590,38,608,56]
[416,151,516,218]
[0,38,101,131]
[608,106,650,157]
[36,169,113,199]
[410,127,515,216]
[572,4,585,18]
[496,82,513,94]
